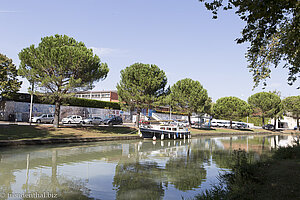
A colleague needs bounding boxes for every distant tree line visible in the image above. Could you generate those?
[0,34,299,130]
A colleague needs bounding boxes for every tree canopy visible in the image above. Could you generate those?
[18,34,109,127]
[168,78,210,125]
[200,0,300,88]
[248,92,281,126]
[0,53,21,97]
[213,96,251,128]
[117,63,168,126]
[282,95,300,130]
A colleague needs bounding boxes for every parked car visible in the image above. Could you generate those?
[234,122,248,129]
[211,121,218,127]
[103,116,123,125]
[31,114,54,123]
[262,124,274,130]
[211,120,231,128]
[294,126,299,130]
[220,121,231,128]
[62,115,83,124]
[83,116,103,124]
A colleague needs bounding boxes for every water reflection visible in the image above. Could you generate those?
[0,134,296,200]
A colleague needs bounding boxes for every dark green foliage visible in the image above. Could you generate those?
[3,93,120,109]
[239,116,270,126]
[117,63,167,109]
[66,97,120,110]
[282,96,300,130]
[168,78,210,125]
[248,92,281,126]
[213,97,251,127]
[0,53,22,97]
[117,63,168,126]
[19,35,109,94]
[195,150,260,200]
[18,34,109,127]
[194,145,300,200]
[199,0,300,88]
[273,145,300,160]
[283,96,300,116]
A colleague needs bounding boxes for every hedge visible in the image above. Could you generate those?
[2,93,121,110]
[66,97,120,110]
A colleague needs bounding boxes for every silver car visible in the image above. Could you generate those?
[83,117,103,124]
[31,114,54,123]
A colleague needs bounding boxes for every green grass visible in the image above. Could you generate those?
[0,125,138,140]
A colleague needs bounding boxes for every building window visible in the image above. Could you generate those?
[102,93,110,97]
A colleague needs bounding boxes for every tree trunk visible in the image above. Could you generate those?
[51,150,58,192]
[188,113,192,127]
[136,109,140,128]
[262,116,265,126]
[273,117,277,130]
[230,119,232,129]
[53,101,61,128]
[297,115,299,131]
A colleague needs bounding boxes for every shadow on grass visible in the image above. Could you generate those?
[0,125,50,140]
[0,125,138,140]
[75,126,138,135]
[0,125,79,140]
[237,128,254,132]
[192,127,216,130]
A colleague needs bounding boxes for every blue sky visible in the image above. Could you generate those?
[1,0,299,101]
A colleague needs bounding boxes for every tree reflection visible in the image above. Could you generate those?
[164,150,208,191]
[113,161,164,200]
[25,150,93,200]
[0,153,16,196]
[211,150,234,169]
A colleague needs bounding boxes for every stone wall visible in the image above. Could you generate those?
[0,101,131,122]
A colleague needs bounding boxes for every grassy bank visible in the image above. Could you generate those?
[0,124,297,141]
[0,125,138,140]
[195,144,300,200]
[190,127,272,134]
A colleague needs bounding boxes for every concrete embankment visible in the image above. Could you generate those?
[0,135,141,147]
[0,131,278,147]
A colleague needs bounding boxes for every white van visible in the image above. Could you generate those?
[211,119,231,128]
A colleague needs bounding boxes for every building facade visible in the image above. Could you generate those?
[270,116,297,129]
[74,91,119,102]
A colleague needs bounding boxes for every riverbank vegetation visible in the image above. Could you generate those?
[0,125,138,140]
[194,144,300,200]
[190,128,272,134]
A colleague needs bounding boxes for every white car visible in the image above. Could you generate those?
[62,115,83,124]
[31,114,54,123]
[234,122,248,129]
[211,121,218,127]
[83,117,103,124]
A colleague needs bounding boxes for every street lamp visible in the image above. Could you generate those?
[29,81,34,125]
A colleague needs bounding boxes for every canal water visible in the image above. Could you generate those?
[0,135,293,200]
